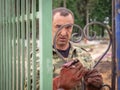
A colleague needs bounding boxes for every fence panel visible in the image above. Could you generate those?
[0,0,52,90]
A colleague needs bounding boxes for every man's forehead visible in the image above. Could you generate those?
[53,12,73,19]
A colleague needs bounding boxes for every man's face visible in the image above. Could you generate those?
[52,12,74,47]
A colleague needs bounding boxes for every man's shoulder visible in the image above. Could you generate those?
[70,43,89,54]
[70,43,94,68]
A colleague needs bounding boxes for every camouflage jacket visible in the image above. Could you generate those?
[25,43,94,90]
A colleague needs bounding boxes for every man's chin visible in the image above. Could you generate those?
[57,42,67,46]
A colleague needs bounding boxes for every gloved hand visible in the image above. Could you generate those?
[53,76,61,90]
[84,69,103,90]
[53,59,87,90]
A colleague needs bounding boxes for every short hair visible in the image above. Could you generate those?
[52,7,74,19]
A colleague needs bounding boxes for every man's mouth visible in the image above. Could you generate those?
[59,37,67,41]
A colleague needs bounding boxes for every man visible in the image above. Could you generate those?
[52,7,103,90]
[25,7,103,90]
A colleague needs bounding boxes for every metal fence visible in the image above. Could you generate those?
[0,0,52,90]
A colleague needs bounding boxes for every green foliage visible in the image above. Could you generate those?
[52,0,112,27]
[90,0,112,23]
[52,0,64,9]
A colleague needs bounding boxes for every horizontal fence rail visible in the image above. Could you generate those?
[0,0,52,90]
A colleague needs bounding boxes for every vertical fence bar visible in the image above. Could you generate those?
[26,0,31,90]
[32,0,37,89]
[0,10,1,90]
[0,31,2,89]
[0,31,1,90]
[0,0,2,87]
[8,0,12,89]
[11,0,15,89]
[0,30,3,90]
[1,30,3,89]
[0,33,1,90]
[17,0,21,89]
[1,0,4,89]
[111,0,117,89]
[0,33,2,90]
[7,1,10,89]
[5,0,9,89]
[12,0,17,90]
[2,0,5,90]
[0,0,2,89]
[0,30,2,90]
[116,0,120,90]
[21,0,25,90]
[0,3,1,89]
[7,0,10,89]
[39,0,52,90]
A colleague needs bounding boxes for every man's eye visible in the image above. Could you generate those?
[56,25,61,29]
[65,25,72,29]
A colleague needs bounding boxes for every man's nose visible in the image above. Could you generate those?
[60,29,67,36]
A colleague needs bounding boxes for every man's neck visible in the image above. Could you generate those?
[56,43,69,50]
[57,43,71,58]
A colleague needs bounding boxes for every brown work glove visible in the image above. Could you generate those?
[53,59,87,90]
[53,76,61,90]
[84,69,103,90]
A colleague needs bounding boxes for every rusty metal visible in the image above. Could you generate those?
[101,84,112,90]
[83,21,112,68]
[111,0,116,90]
[54,22,112,67]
